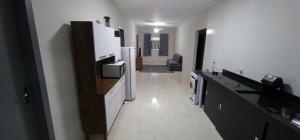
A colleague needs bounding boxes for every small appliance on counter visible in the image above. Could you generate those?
[197,72,206,107]
[261,74,283,92]
[104,16,111,27]
[189,72,199,105]
[102,61,126,79]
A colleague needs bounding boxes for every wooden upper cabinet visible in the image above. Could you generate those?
[71,21,125,140]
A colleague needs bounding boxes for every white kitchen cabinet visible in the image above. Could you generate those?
[104,87,114,133]
[104,75,126,133]
[106,27,121,62]
[93,22,107,61]
[114,76,125,115]
[112,37,121,62]
[92,22,121,61]
[72,21,125,139]
[105,27,115,58]
[120,77,126,101]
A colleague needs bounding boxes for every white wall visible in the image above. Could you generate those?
[203,0,300,96]
[122,19,137,47]
[137,26,176,65]
[31,0,132,140]
[175,12,208,83]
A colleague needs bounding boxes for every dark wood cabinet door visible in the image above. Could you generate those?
[221,91,266,140]
[203,74,300,140]
[265,118,300,140]
[204,82,227,131]
[204,82,266,140]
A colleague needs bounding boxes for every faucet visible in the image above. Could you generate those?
[236,69,243,75]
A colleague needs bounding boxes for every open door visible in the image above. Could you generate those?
[194,29,207,71]
[0,0,54,140]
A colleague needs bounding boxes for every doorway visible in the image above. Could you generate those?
[0,0,54,140]
[194,29,207,71]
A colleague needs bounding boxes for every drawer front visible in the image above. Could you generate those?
[105,88,115,133]
[105,87,115,106]
[204,82,266,140]
[121,80,126,101]
[104,76,126,133]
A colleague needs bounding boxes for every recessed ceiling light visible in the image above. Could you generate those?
[152,97,158,104]
[153,22,166,26]
[144,22,167,26]
[207,29,215,35]
[154,27,160,33]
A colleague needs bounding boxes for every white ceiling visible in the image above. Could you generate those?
[112,0,220,27]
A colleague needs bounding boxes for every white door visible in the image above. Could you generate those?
[0,1,50,139]
[122,48,131,100]
[130,48,137,99]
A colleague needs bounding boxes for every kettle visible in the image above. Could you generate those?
[261,75,283,91]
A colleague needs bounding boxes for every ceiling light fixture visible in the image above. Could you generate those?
[146,22,167,26]
[207,29,215,35]
[154,26,160,33]
[152,97,158,104]
[153,22,166,26]
[140,21,172,27]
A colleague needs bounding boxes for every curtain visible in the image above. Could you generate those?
[159,33,169,56]
[143,33,152,56]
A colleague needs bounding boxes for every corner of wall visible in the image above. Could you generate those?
[175,12,209,79]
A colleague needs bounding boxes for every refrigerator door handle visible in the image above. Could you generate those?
[123,63,127,73]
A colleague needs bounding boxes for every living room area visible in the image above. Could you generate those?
[136,25,183,73]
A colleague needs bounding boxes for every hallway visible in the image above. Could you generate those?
[108,72,222,140]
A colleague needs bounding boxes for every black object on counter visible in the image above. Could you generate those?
[212,71,218,75]
[104,16,111,27]
[261,74,283,93]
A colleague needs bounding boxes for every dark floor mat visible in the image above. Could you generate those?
[140,65,174,73]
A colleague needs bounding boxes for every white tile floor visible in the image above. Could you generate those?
[108,72,222,140]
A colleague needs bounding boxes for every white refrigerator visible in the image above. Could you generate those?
[121,47,136,101]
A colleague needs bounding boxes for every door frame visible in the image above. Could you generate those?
[193,28,207,71]
[11,0,55,139]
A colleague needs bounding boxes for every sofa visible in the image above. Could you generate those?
[167,54,182,71]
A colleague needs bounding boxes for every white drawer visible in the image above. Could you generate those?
[105,87,114,105]
[104,75,126,133]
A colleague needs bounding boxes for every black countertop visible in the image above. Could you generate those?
[200,72,300,133]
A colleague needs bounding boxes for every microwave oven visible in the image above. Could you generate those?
[102,61,126,79]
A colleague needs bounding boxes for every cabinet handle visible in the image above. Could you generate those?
[254,137,259,140]
[218,104,222,110]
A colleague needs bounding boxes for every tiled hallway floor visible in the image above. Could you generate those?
[108,72,222,140]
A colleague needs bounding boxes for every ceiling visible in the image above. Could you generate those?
[112,0,220,27]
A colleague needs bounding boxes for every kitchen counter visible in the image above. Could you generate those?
[96,78,119,95]
[201,71,300,134]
